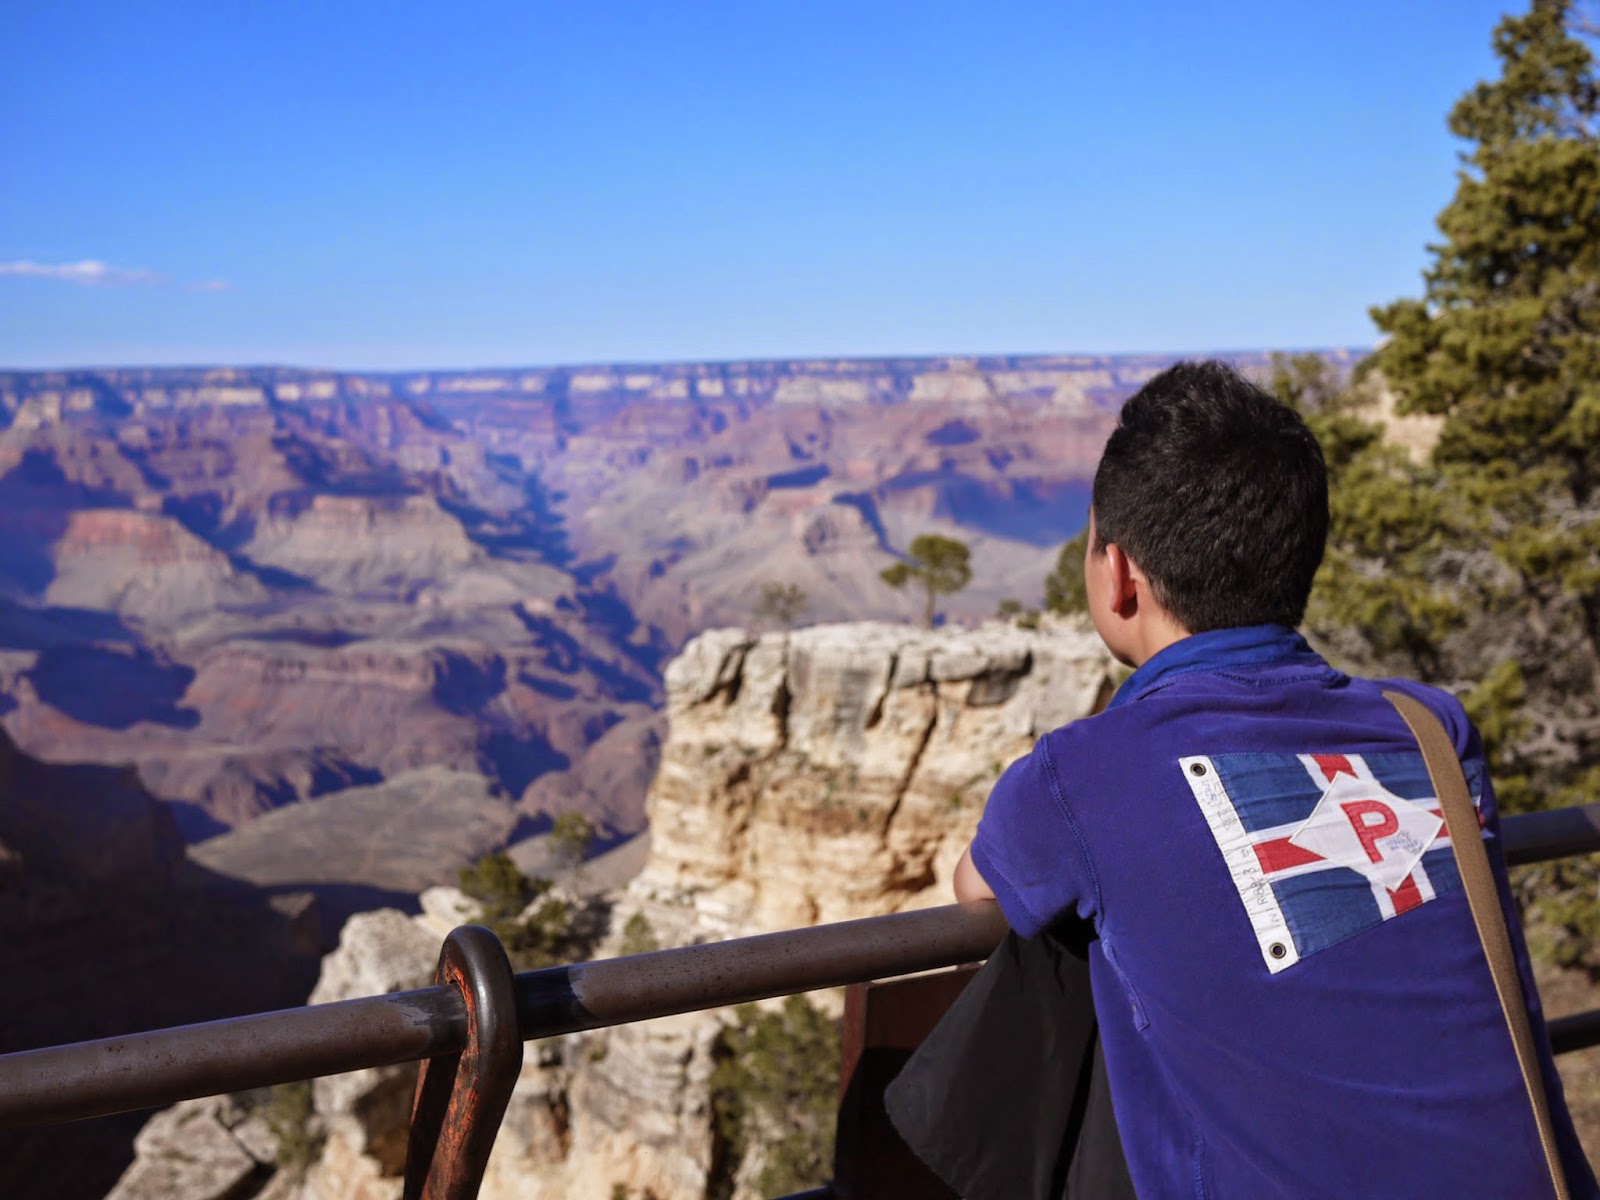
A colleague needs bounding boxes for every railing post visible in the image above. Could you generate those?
[403,926,523,1200]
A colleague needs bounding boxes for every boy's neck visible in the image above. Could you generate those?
[1110,613,1191,670]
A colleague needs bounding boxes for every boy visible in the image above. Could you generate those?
[954,361,1597,1198]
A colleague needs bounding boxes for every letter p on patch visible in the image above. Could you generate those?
[1340,799,1400,864]
[1288,772,1444,892]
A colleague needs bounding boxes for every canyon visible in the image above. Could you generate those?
[0,724,320,1199]
[0,350,1352,1195]
[1,352,1327,869]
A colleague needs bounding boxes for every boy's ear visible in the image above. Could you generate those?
[1104,543,1140,618]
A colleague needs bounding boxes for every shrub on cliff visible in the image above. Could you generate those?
[458,850,542,921]
[1043,527,1090,617]
[995,597,1042,629]
[709,994,840,1199]
[549,810,596,873]
[264,1079,325,1182]
[457,850,600,970]
[618,911,661,956]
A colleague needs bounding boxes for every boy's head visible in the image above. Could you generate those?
[1089,360,1328,639]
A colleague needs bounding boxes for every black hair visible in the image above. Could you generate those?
[1091,360,1328,632]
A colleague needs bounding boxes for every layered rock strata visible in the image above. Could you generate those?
[0,353,1346,655]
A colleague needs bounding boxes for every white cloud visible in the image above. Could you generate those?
[187,278,233,293]
[0,259,171,287]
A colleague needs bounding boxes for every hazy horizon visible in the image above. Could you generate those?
[1,342,1371,377]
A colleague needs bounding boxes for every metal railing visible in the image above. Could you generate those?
[2,803,1599,1198]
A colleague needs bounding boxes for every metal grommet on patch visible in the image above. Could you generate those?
[1179,754,1302,974]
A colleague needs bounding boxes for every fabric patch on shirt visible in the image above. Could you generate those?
[1287,774,1443,892]
[1180,750,1483,973]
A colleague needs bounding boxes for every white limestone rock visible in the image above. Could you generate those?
[104,1097,264,1200]
[558,618,1117,1197]
[306,909,441,1183]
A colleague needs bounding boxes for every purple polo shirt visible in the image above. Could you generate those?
[972,625,1597,1199]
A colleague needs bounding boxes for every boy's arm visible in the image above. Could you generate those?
[953,842,996,903]
[953,736,1099,936]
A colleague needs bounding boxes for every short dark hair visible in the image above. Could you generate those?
[1091,360,1328,632]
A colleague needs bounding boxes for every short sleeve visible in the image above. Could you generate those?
[970,736,1099,938]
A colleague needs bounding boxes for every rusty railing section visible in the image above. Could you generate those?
[406,925,523,1200]
[0,902,1010,1129]
[0,802,1596,1200]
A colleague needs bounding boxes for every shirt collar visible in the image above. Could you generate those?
[1107,624,1322,709]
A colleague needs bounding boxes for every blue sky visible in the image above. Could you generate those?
[1,1,1517,370]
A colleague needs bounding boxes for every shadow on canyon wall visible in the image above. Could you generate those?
[25,645,199,731]
[0,599,132,651]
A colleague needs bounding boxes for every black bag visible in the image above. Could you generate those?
[883,920,1136,1200]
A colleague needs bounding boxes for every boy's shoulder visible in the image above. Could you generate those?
[1365,675,1479,758]
[1034,662,1480,789]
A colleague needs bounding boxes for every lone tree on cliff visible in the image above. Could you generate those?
[881,533,972,627]
[756,581,809,631]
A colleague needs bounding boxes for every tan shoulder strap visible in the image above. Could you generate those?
[1384,689,1570,1200]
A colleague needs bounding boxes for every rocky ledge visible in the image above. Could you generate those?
[632,618,1116,937]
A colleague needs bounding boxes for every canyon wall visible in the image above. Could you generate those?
[0,726,320,1200]
[0,350,1344,859]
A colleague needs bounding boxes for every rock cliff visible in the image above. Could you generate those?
[559,619,1116,1199]
[107,619,1118,1200]
[631,620,1114,937]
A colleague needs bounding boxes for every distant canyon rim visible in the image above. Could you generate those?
[0,350,1362,889]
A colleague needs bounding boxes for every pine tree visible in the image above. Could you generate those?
[1298,0,1600,964]
[1372,0,1600,699]
[881,534,973,627]
[1272,354,1478,685]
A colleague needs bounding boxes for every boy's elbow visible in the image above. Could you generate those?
[953,844,996,903]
